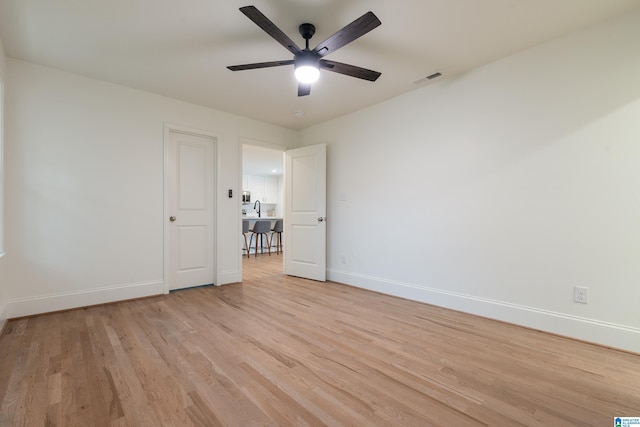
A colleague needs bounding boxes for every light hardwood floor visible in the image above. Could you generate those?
[1,253,639,426]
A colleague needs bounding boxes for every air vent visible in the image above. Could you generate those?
[413,71,443,85]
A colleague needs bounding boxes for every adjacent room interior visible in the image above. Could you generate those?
[241,144,284,264]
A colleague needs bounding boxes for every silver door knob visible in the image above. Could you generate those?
[169,216,176,222]
[318,217,324,222]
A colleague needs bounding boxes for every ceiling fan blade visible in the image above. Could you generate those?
[312,11,381,57]
[319,59,381,81]
[227,60,294,71]
[298,83,311,97]
[239,6,302,56]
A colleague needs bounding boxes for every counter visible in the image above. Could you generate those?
[242,217,282,221]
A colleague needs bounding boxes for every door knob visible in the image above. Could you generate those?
[169,216,176,222]
[318,217,325,222]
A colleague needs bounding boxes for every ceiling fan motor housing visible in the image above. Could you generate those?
[295,50,319,67]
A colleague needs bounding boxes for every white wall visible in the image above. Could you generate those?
[0,38,7,328]
[300,11,640,353]
[3,59,297,317]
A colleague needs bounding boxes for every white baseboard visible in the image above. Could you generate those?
[5,280,164,318]
[328,268,640,354]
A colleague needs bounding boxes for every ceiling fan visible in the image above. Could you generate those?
[227,5,382,96]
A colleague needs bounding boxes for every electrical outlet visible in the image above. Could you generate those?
[574,286,589,304]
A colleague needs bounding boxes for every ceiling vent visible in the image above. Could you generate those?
[413,72,443,85]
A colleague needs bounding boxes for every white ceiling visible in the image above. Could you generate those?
[1,1,639,130]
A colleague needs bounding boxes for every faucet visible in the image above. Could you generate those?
[254,200,261,217]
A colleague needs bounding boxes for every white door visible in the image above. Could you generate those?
[168,131,216,291]
[284,144,326,281]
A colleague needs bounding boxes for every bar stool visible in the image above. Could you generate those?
[270,220,283,254]
[249,220,271,257]
[242,220,251,258]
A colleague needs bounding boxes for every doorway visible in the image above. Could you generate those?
[242,144,285,270]
[241,143,327,283]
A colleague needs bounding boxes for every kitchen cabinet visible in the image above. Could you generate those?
[244,174,278,203]
[264,176,278,203]
[248,175,264,203]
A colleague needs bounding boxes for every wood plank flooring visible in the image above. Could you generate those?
[1,253,639,426]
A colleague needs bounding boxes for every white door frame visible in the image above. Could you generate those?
[163,123,219,294]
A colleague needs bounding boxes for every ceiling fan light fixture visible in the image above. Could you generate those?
[295,65,320,83]
[294,50,320,83]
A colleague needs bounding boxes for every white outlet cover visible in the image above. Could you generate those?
[574,286,589,304]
